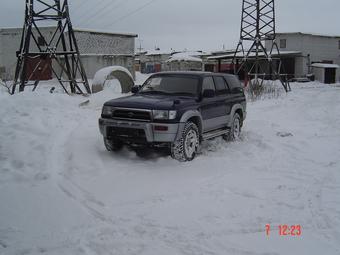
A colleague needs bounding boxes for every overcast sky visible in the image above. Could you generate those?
[1,0,339,52]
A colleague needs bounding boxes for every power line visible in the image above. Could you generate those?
[78,0,130,28]
[74,0,119,26]
[69,0,98,16]
[102,0,158,28]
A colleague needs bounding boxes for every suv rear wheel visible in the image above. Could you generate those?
[224,113,242,141]
[104,138,123,151]
[171,122,199,162]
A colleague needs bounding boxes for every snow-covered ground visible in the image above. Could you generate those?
[0,81,340,255]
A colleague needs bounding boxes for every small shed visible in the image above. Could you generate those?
[311,63,339,84]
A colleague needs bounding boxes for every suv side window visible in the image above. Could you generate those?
[213,76,229,95]
[224,75,243,93]
[202,77,215,92]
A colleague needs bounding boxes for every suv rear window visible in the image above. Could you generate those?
[224,75,242,90]
[214,76,229,95]
[202,77,215,92]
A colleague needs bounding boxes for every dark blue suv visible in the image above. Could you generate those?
[99,72,247,161]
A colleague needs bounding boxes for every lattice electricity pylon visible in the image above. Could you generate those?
[232,0,290,93]
[11,0,91,95]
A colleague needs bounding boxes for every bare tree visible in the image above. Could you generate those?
[0,79,12,94]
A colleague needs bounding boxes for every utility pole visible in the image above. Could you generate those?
[137,39,144,53]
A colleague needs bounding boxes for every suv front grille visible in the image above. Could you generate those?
[112,109,151,122]
[107,127,147,143]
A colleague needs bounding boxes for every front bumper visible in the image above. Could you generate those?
[99,118,182,143]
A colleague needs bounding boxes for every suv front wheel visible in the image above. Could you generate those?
[171,122,199,162]
[104,138,123,152]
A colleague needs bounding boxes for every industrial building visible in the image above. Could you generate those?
[166,51,208,72]
[137,49,172,73]
[136,50,210,73]
[266,32,340,83]
[206,33,340,84]
[0,27,137,81]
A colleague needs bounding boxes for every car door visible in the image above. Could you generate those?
[224,75,245,109]
[213,76,231,128]
[200,76,220,132]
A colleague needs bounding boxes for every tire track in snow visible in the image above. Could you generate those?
[306,167,340,248]
[43,106,112,224]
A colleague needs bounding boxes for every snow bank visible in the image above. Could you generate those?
[92,66,133,85]
[92,66,134,93]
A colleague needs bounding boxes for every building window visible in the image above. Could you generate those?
[280,39,287,49]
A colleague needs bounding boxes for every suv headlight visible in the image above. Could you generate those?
[152,110,177,120]
[102,106,114,116]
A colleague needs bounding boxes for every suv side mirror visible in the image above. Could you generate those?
[231,87,244,94]
[131,86,141,94]
[202,89,215,98]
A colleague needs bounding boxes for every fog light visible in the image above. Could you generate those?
[154,125,168,131]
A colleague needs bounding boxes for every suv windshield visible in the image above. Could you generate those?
[140,76,199,96]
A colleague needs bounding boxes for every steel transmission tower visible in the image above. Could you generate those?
[12,0,91,94]
[232,0,290,94]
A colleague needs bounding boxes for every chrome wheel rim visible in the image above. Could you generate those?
[185,130,198,158]
[233,118,241,138]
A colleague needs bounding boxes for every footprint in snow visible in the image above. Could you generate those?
[276,131,293,138]
[34,172,50,181]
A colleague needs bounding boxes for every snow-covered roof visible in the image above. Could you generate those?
[167,52,203,63]
[80,53,134,57]
[145,49,173,56]
[311,63,340,69]
[276,32,340,39]
[208,50,302,60]
[210,49,236,55]
[177,51,209,57]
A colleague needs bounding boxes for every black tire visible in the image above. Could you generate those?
[223,113,242,141]
[171,122,199,162]
[104,138,123,152]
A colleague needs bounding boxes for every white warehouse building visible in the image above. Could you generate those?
[0,27,137,81]
[266,32,340,83]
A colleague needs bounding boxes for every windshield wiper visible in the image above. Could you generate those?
[171,92,196,96]
[139,90,171,95]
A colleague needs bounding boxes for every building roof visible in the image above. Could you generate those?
[311,63,340,69]
[0,26,138,38]
[150,71,235,77]
[73,28,138,38]
[208,50,302,60]
[210,49,236,55]
[276,32,340,39]
[145,49,173,56]
[167,52,203,63]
